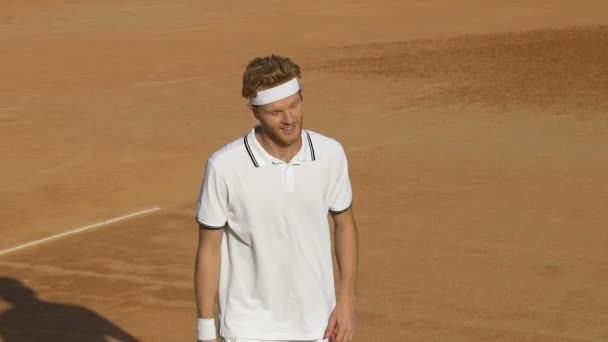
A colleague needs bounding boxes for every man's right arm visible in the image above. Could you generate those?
[194,226,224,342]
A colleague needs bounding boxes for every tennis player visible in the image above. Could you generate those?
[195,55,359,342]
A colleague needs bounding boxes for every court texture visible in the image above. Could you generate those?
[1,1,607,341]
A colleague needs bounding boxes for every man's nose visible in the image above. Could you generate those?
[282,109,295,124]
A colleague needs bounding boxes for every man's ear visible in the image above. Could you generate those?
[247,104,259,122]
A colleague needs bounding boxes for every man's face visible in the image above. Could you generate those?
[251,92,303,147]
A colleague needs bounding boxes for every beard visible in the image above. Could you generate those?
[260,119,303,148]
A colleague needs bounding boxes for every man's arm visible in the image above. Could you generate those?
[194,226,224,342]
[325,207,359,342]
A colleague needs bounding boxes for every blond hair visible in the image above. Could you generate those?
[242,55,302,100]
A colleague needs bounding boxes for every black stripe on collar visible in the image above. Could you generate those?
[243,135,259,167]
[306,131,316,161]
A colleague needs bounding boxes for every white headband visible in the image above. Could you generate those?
[248,78,300,105]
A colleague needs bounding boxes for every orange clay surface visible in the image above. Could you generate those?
[1,1,607,341]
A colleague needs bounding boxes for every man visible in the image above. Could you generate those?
[194,55,359,342]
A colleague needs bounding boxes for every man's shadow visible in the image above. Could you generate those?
[0,277,139,341]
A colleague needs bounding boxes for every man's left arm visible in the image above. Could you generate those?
[325,207,359,342]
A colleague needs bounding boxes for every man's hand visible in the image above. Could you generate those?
[324,296,357,342]
[327,207,359,342]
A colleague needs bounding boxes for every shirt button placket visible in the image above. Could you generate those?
[281,164,295,193]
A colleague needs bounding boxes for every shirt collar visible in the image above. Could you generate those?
[244,126,316,167]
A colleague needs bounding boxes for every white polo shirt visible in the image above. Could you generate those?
[195,126,353,340]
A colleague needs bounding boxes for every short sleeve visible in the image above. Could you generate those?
[328,143,353,214]
[195,160,228,229]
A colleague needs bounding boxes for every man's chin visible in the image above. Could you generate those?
[284,129,302,142]
[275,134,300,147]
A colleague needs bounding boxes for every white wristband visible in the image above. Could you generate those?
[197,318,216,341]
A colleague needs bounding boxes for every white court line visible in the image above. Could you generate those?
[0,207,161,256]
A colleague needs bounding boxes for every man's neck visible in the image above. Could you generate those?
[255,129,302,163]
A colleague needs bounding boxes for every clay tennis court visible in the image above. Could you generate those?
[1,1,607,341]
